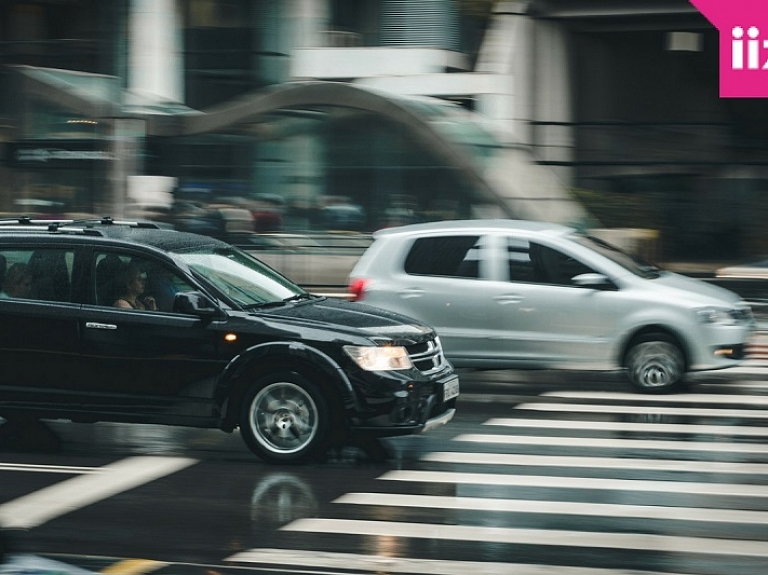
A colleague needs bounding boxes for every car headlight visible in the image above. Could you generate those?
[343,345,413,371]
[696,307,739,326]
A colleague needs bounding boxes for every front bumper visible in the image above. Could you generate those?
[350,372,459,436]
[421,407,456,433]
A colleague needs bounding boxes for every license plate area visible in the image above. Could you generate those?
[443,377,459,401]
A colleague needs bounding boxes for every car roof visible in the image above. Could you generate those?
[0,218,228,252]
[372,219,574,239]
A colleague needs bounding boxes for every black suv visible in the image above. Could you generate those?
[0,218,458,463]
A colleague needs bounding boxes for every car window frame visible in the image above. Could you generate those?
[81,244,203,314]
[401,232,491,281]
[0,240,84,307]
[497,233,598,287]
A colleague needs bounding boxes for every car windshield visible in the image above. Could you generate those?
[174,245,305,308]
[571,233,662,279]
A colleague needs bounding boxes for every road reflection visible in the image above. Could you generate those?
[250,473,318,528]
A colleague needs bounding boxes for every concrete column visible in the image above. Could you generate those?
[128,0,183,102]
[475,1,533,147]
[289,0,330,50]
[530,19,575,186]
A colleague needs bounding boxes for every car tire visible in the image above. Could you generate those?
[625,334,685,393]
[239,371,329,464]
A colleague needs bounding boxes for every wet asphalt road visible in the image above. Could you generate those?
[3,366,768,575]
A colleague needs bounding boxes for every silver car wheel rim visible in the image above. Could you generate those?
[630,341,683,388]
[249,382,318,454]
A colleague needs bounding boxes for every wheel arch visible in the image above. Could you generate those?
[619,325,691,371]
[217,341,358,431]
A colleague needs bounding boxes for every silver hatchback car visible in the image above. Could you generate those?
[349,220,756,392]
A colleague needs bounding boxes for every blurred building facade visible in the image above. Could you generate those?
[0,0,766,260]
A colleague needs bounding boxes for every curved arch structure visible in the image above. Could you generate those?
[168,81,589,226]
[14,68,588,226]
[165,81,514,216]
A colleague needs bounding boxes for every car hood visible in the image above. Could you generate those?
[649,271,744,305]
[256,297,436,344]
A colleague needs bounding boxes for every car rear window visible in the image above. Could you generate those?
[403,235,482,278]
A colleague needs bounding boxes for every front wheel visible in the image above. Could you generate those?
[239,371,329,464]
[625,336,685,393]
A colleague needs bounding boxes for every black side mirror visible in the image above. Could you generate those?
[173,291,221,319]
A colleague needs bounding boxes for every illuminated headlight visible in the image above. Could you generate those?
[343,345,413,371]
[696,307,739,326]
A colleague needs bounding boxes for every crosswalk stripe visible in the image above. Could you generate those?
[281,518,768,557]
[485,417,768,436]
[453,433,768,454]
[542,391,768,405]
[0,456,196,529]
[379,469,768,497]
[334,492,768,524]
[516,402,768,418]
[226,548,696,575]
[422,451,768,474]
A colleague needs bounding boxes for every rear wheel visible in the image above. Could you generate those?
[625,335,685,393]
[239,371,329,464]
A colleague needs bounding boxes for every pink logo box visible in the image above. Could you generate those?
[691,0,768,97]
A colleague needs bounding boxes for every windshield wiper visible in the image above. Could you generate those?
[242,300,289,310]
[282,293,314,303]
[640,265,661,278]
[242,293,313,310]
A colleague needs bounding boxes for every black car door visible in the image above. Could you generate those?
[0,244,82,411]
[77,247,228,423]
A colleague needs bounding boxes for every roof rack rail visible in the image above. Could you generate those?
[88,216,160,229]
[0,216,160,230]
[0,217,76,227]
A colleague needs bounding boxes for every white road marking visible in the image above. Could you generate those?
[453,433,768,454]
[0,456,196,529]
[0,463,100,473]
[227,548,698,575]
[379,469,768,497]
[542,391,768,405]
[334,492,768,524]
[516,402,768,418]
[281,517,768,557]
[485,417,768,436]
[422,451,768,475]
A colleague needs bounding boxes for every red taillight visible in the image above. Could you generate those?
[349,278,369,301]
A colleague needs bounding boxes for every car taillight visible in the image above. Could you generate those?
[349,278,369,301]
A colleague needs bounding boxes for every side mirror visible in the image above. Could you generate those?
[173,291,222,319]
[572,273,615,290]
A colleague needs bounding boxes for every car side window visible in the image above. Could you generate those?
[93,251,195,312]
[404,235,482,279]
[529,242,593,286]
[0,248,74,302]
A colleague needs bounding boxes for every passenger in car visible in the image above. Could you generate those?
[145,267,179,312]
[0,263,33,299]
[113,262,158,310]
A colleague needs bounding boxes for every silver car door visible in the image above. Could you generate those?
[495,236,620,368]
[390,233,507,364]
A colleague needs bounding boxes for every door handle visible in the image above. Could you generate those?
[494,294,523,305]
[398,287,425,299]
[86,322,117,330]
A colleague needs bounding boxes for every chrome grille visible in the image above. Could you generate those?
[406,337,447,375]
